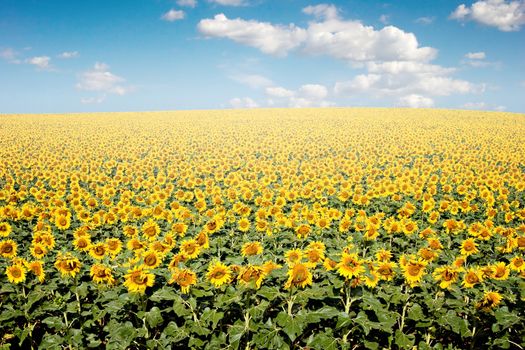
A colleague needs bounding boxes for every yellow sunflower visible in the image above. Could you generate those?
[179,239,201,259]
[55,214,71,230]
[241,241,263,257]
[376,261,396,281]
[73,236,92,252]
[337,252,365,279]
[460,238,479,256]
[195,231,209,249]
[90,264,115,285]
[26,261,45,283]
[0,222,12,237]
[30,243,48,259]
[169,268,197,294]
[509,256,525,272]
[285,249,303,265]
[89,243,107,260]
[433,266,462,289]
[206,261,232,288]
[295,224,311,239]
[106,238,123,256]
[261,260,282,275]
[54,253,82,278]
[237,218,251,232]
[124,266,155,294]
[476,291,503,311]
[0,239,17,259]
[401,259,427,288]
[284,262,313,289]
[491,262,510,281]
[6,264,26,284]
[142,250,163,269]
[462,268,483,288]
[238,265,266,289]
[142,219,160,240]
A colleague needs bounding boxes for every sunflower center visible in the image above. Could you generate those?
[466,273,479,284]
[407,264,423,276]
[11,268,21,278]
[144,255,157,266]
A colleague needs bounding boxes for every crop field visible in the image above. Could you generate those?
[0,108,524,349]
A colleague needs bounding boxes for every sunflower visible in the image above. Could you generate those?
[241,241,263,257]
[206,261,232,288]
[142,250,163,269]
[127,237,147,252]
[418,248,438,262]
[169,268,197,294]
[73,236,92,252]
[106,238,123,256]
[0,239,17,259]
[238,265,266,289]
[509,256,525,272]
[123,266,155,294]
[295,224,311,239]
[284,263,313,289]
[364,270,380,288]
[54,253,82,278]
[30,243,48,259]
[375,249,392,262]
[26,261,45,283]
[261,260,282,275]
[89,243,107,260]
[238,218,251,232]
[401,259,427,288]
[0,222,12,237]
[179,239,201,259]
[54,214,71,231]
[195,231,209,249]
[376,261,396,281]
[90,264,115,285]
[305,248,325,265]
[172,222,188,237]
[323,257,337,271]
[460,238,479,256]
[476,291,503,311]
[6,264,26,284]
[491,262,510,281]
[337,252,365,279]
[308,241,326,252]
[462,268,483,288]
[142,219,160,240]
[168,253,188,270]
[285,249,303,265]
[433,266,461,289]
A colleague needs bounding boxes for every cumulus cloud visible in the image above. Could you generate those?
[229,97,259,108]
[76,62,131,96]
[397,94,435,108]
[450,0,525,31]
[415,16,435,24]
[26,56,52,70]
[177,0,197,7]
[462,52,499,68]
[161,9,185,22]
[198,6,436,62]
[0,48,21,64]
[209,0,246,6]
[265,84,333,107]
[58,51,79,59]
[230,74,273,89]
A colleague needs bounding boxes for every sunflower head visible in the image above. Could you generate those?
[169,268,197,294]
[206,261,232,288]
[476,291,503,311]
[284,263,313,289]
[124,266,155,294]
[6,264,26,284]
[241,241,263,257]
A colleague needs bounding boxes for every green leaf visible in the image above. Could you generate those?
[40,333,63,349]
[276,312,304,341]
[354,311,375,336]
[394,330,415,349]
[150,287,179,302]
[42,316,65,329]
[172,299,192,317]
[257,286,282,301]
[228,323,245,348]
[145,306,163,328]
[439,310,469,336]
[494,307,520,329]
[162,321,189,343]
[107,321,137,349]
[407,303,425,321]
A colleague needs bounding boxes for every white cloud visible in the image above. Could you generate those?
[209,0,246,6]
[229,97,258,108]
[58,51,79,59]
[0,48,21,64]
[397,94,434,108]
[465,51,486,59]
[198,7,436,62]
[415,16,435,24]
[177,0,197,7]
[265,84,333,107]
[26,56,51,70]
[230,74,273,89]
[161,9,185,22]
[198,14,306,56]
[76,62,131,95]
[302,4,339,20]
[450,0,525,31]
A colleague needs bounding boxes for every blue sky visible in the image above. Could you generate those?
[1,0,524,113]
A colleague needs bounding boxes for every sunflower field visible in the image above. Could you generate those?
[0,108,524,349]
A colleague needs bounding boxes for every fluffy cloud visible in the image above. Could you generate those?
[198,14,306,56]
[26,56,51,70]
[265,84,333,107]
[58,51,79,59]
[334,61,480,101]
[462,52,499,68]
[230,74,273,89]
[76,62,131,95]
[229,97,258,108]
[397,94,435,108]
[450,0,525,31]
[198,6,436,62]
[161,9,185,22]
[177,0,197,7]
